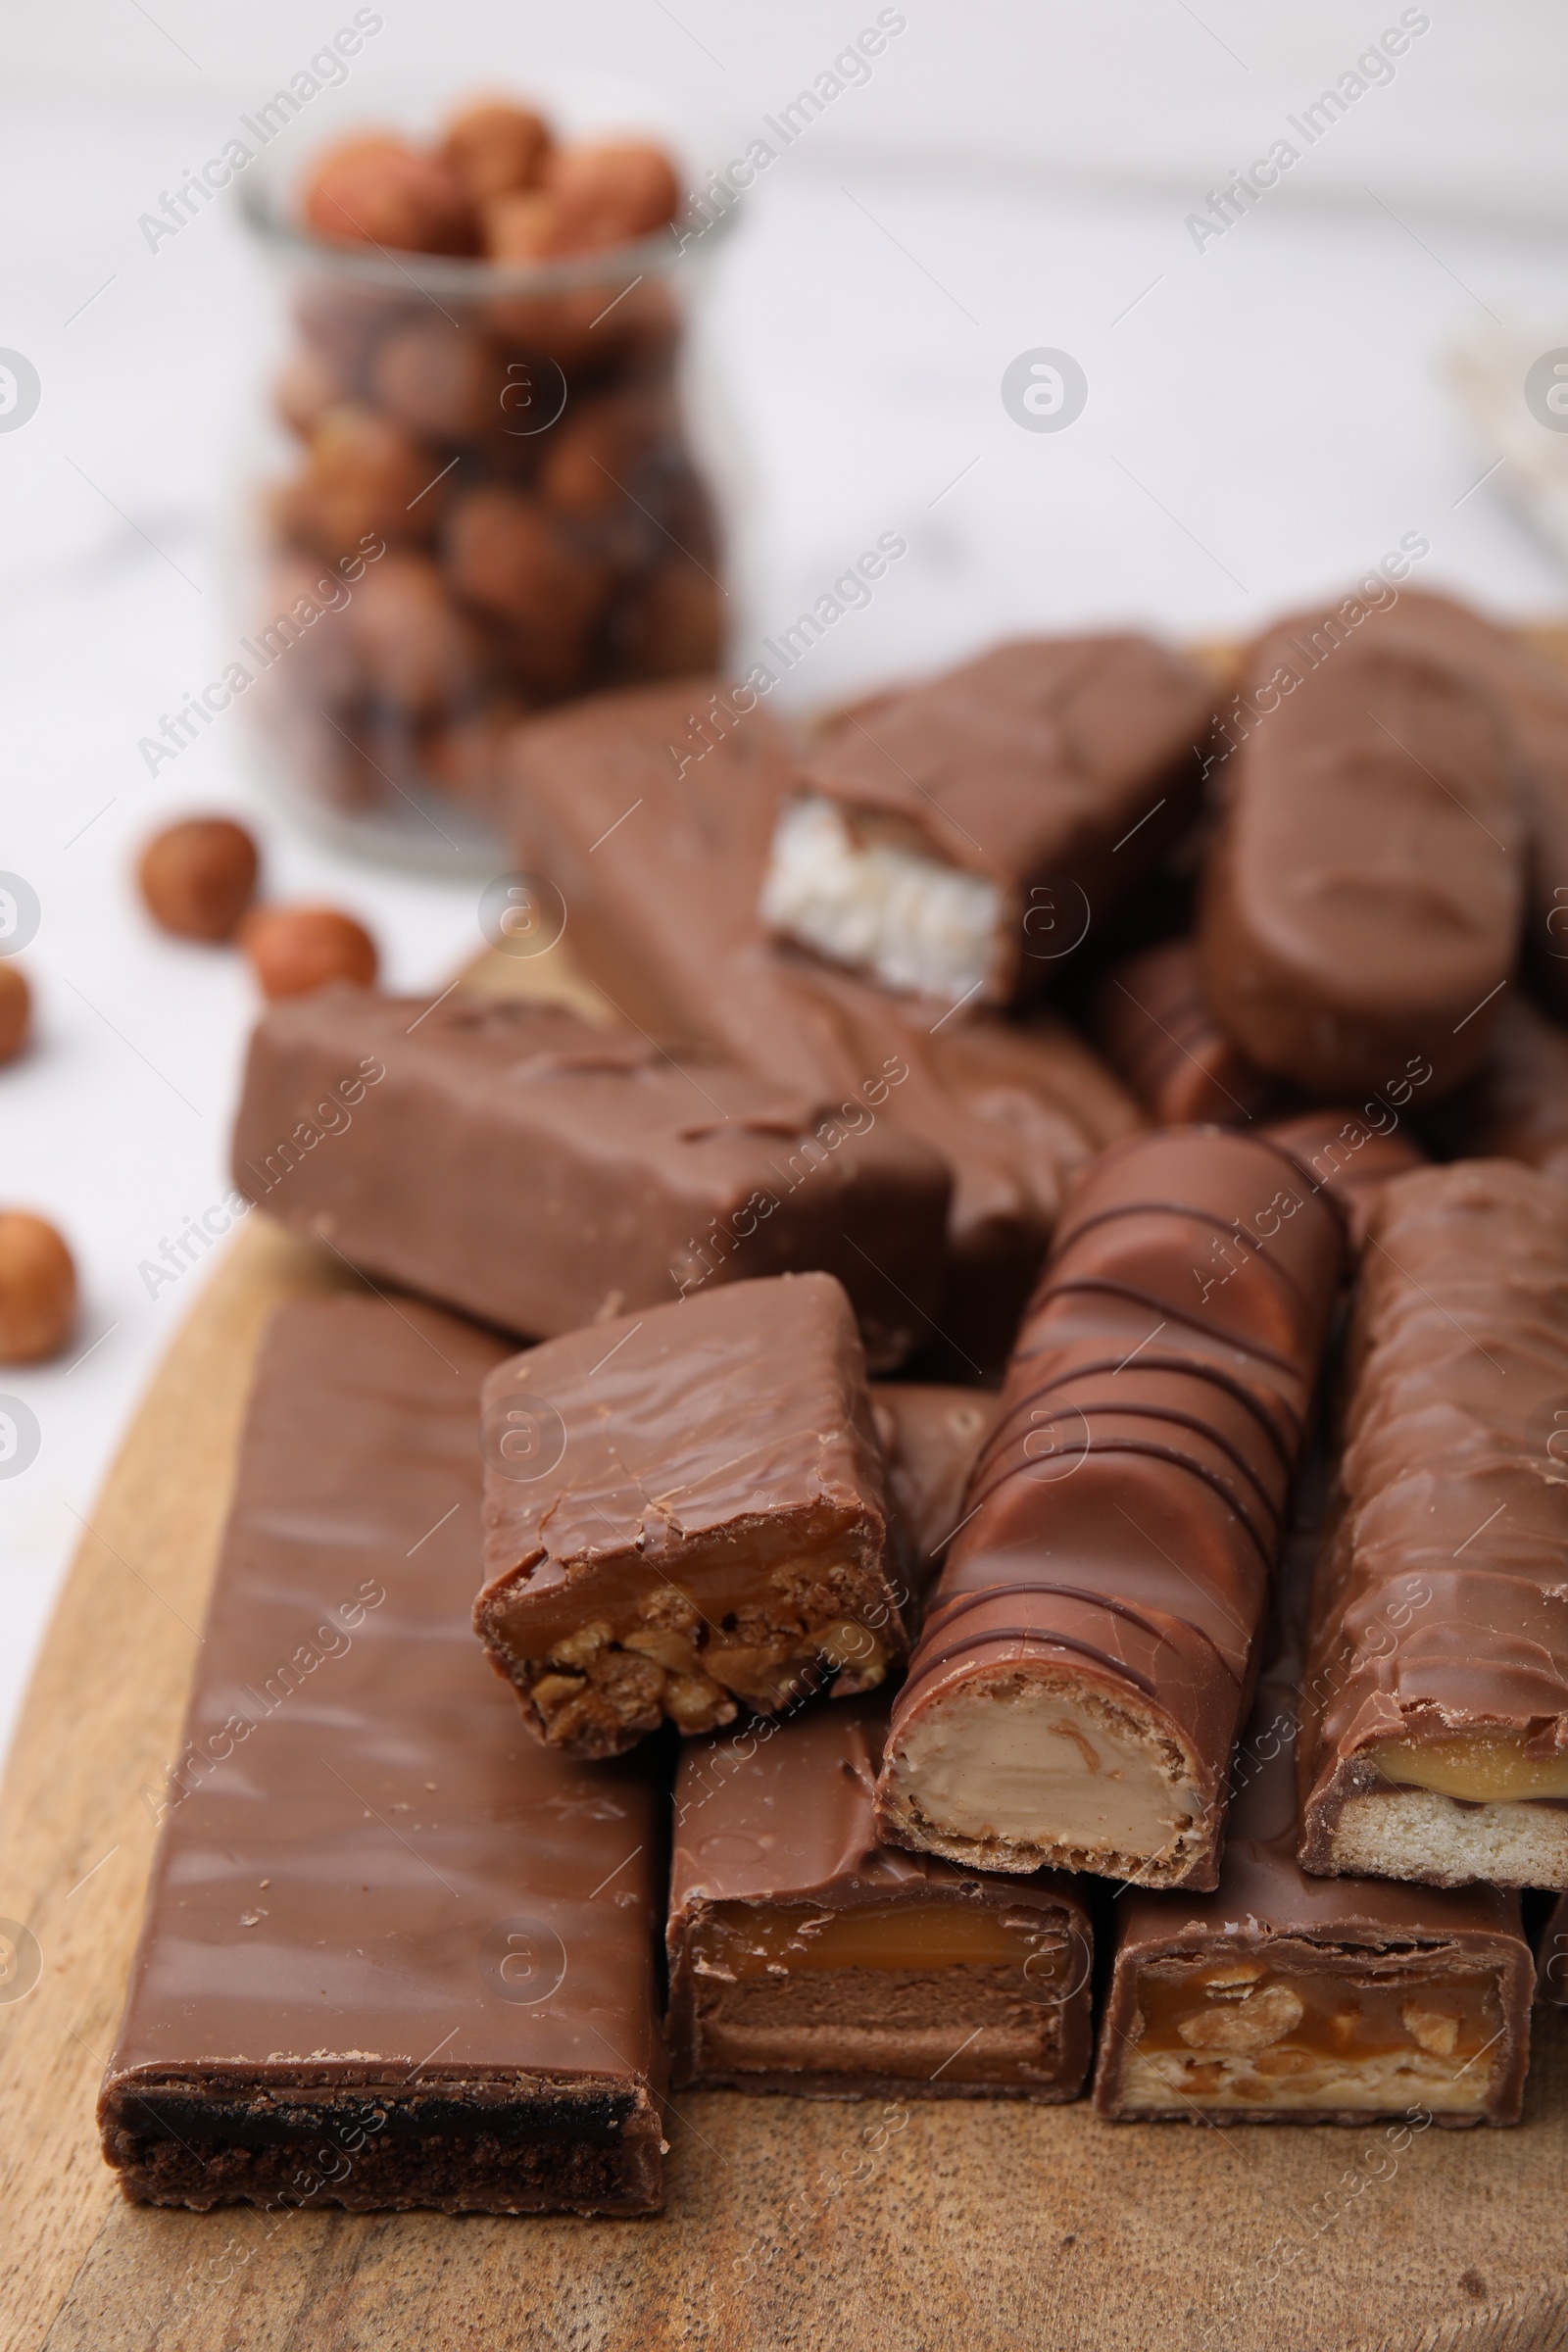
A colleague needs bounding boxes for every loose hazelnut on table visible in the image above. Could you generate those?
[303,134,476,257]
[137,818,260,943]
[0,1211,76,1363]
[442,101,553,205]
[543,143,681,251]
[0,964,30,1064]
[240,906,378,1001]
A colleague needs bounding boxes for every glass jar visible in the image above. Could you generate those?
[237,125,735,868]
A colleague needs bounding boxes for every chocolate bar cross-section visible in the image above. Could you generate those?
[475,1273,906,1757]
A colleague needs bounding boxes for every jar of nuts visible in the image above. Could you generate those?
[238,94,733,866]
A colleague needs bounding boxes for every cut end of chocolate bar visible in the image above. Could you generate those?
[1098,1934,1529,2125]
[101,2067,665,2218]
[876,1660,1215,1884]
[675,1894,1084,2097]
[760,794,1004,1006]
[476,1274,906,1758]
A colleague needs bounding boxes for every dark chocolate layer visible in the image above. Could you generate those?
[100,1297,666,2217]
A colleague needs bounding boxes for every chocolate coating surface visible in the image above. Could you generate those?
[231,986,950,1371]
[1423,994,1568,1187]
[100,1297,666,2217]
[667,1696,1093,2099]
[502,680,1142,1370]
[1088,937,1278,1127]
[869,1381,1000,1598]
[475,1273,906,1756]
[1200,623,1524,1098]
[875,1129,1342,1889]
[771,635,1213,1006]
[1298,1159,1568,1888]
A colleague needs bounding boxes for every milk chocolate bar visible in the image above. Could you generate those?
[1422,995,1568,1187]
[668,1696,1093,2099]
[1298,1158,1568,1888]
[758,636,1213,1008]
[874,1129,1342,1888]
[1308,585,1568,1019]
[1262,1108,1427,1253]
[870,1381,1000,1597]
[232,986,950,1372]
[474,1272,906,1757]
[503,681,1143,1369]
[1539,1893,1568,2005]
[1087,937,1278,1127]
[100,1298,666,2216]
[1097,1484,1532,2125]
[1200,624,1524,1098]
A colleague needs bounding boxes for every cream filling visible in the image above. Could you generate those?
[1118,2043,1492,2115]
[898,1683,1201,1863]
[759,795,1002,1005]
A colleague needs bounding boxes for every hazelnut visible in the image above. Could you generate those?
[544,142,680,251]
[538,396,667,520]
[280,405,438,559]
[347,554,490,720]
[424,699,531,813]
[0,964,30,1064]
[303,134,475,257]
[274,347,346,440]
[442,101,553,204]
[371,320,507,445]
[444,484,611,642]
[260,554,363,705]
[0,1211,76,1363]
[480,188,567,266]
[137,818,260,943]
[240,906,378,1001]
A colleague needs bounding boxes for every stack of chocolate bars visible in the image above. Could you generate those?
[101,589,1568,2218]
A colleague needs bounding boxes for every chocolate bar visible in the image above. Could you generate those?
[1200,623,1524,1098]
[1539,1893,1568,2005]
[874,1128,1343,1888]
[667,1695,1093,2099]
[502,681,1143,1369]
[757,636,1213,1008]
[474,1272,906,1757]
[1298,1157,1568,1888]
[1087,937,1278,1127]
[1262,1108,1427,1253]
[1097,1475,1533,2125]
[1310,585,1568,1018]
[870,1380,1000,1596]
[1422,995,1568,1186]
[231,986,950,1372]
[100,1297,666,2216]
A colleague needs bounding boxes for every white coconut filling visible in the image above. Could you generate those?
[759,795,1002,1006]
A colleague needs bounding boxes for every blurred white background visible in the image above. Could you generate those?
[2,0,1567,1770]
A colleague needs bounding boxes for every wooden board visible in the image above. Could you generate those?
[5,914,1568,2352]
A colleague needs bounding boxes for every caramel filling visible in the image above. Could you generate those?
[689,1897,1073,1981]
[1370,1733,1568,1804]
[1120,1953,1504,2113]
